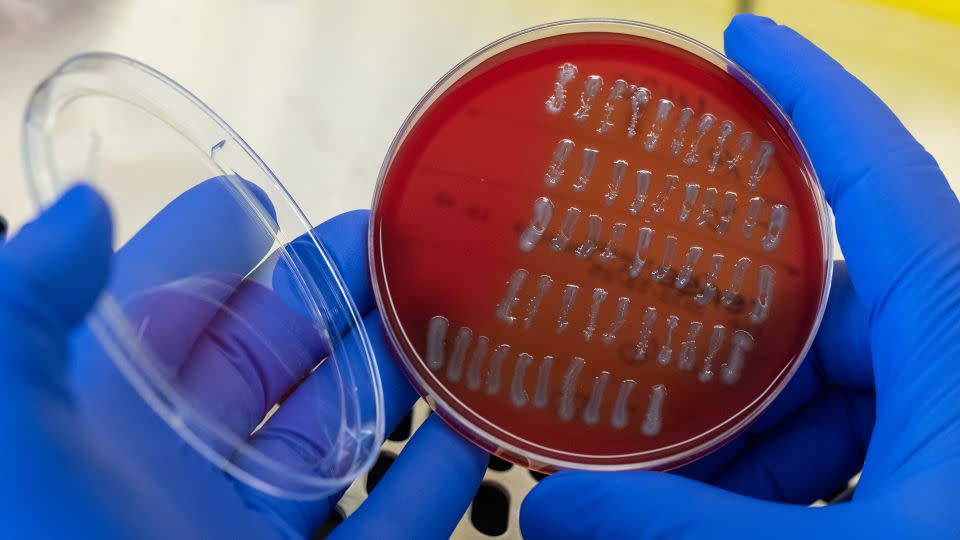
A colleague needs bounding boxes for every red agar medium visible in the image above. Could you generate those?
[370,21,831,472]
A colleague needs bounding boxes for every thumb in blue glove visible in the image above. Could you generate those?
[0,185,186,538]
[520,14,960,539]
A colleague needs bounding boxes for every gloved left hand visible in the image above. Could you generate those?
[0,181,488,539]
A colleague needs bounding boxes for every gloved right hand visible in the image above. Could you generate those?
[521,14,960,539]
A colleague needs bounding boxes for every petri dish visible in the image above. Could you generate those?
[370,20,832,472]
[22,53,384,499]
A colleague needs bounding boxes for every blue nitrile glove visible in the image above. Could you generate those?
[520,13,960,539]
[0,180,487,539]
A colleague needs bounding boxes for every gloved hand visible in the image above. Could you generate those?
[521,13,960,539]
[0,180,487,539]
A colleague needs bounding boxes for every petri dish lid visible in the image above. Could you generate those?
[22,53,385,499]
[371,20,833,472]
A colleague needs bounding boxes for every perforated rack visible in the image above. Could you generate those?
[314,399,858,539]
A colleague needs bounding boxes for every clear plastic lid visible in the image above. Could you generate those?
[22,53,384,499]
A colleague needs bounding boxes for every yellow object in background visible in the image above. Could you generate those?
[870,0,960,25]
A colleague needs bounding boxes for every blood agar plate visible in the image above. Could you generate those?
[371,20,832,471]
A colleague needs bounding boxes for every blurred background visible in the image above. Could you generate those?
[1,0,958,230]
[0,1,957,538]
